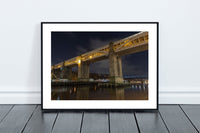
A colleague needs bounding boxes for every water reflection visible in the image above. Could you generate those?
[51,85,148,100]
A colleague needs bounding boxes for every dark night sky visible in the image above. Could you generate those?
[51,32,148,76]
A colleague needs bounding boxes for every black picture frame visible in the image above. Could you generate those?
[41,22,159,111]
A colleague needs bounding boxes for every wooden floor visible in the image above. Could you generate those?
[0,105,199,133]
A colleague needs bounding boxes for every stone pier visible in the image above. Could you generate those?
[78,61,89,81]
[60,64,72,80]
[109,42,124,83]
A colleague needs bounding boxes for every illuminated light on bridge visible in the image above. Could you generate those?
[78,59,81,64]
[52,31,148,83]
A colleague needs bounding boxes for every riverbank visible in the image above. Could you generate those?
[51,80,147,88]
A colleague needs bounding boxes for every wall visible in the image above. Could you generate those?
[0,0,200,104]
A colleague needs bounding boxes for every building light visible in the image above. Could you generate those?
[78,60,81,64]
[89,56,92,59]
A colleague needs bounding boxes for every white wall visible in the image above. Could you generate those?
[0,0,200,104]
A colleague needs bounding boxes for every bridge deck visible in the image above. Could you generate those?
[52,31,148,69]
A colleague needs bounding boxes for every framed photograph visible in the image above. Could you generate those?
[41,22,158,110]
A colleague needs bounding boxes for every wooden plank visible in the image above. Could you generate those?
[0,105,13,123]
[52,112,82,133]
[180,105,200,132]
[135,111,168,133]
[110,112,139,133]
[23,105,57,133]
[81,112,109,133]
[0,105,36,133]
[159,105,198,133]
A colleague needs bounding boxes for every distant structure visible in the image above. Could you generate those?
[124,75,148,84]
[52,32,148,83]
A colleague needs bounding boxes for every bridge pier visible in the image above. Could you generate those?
[60,62,72,80]
[117,57,123,78]
[66,66,72,80]
[78,61,89,81]
[109,42,124,83]
[60,65,67,79]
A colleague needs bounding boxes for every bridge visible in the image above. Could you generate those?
[52,31,148,83]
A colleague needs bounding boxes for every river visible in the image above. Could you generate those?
[51,84,148,100]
